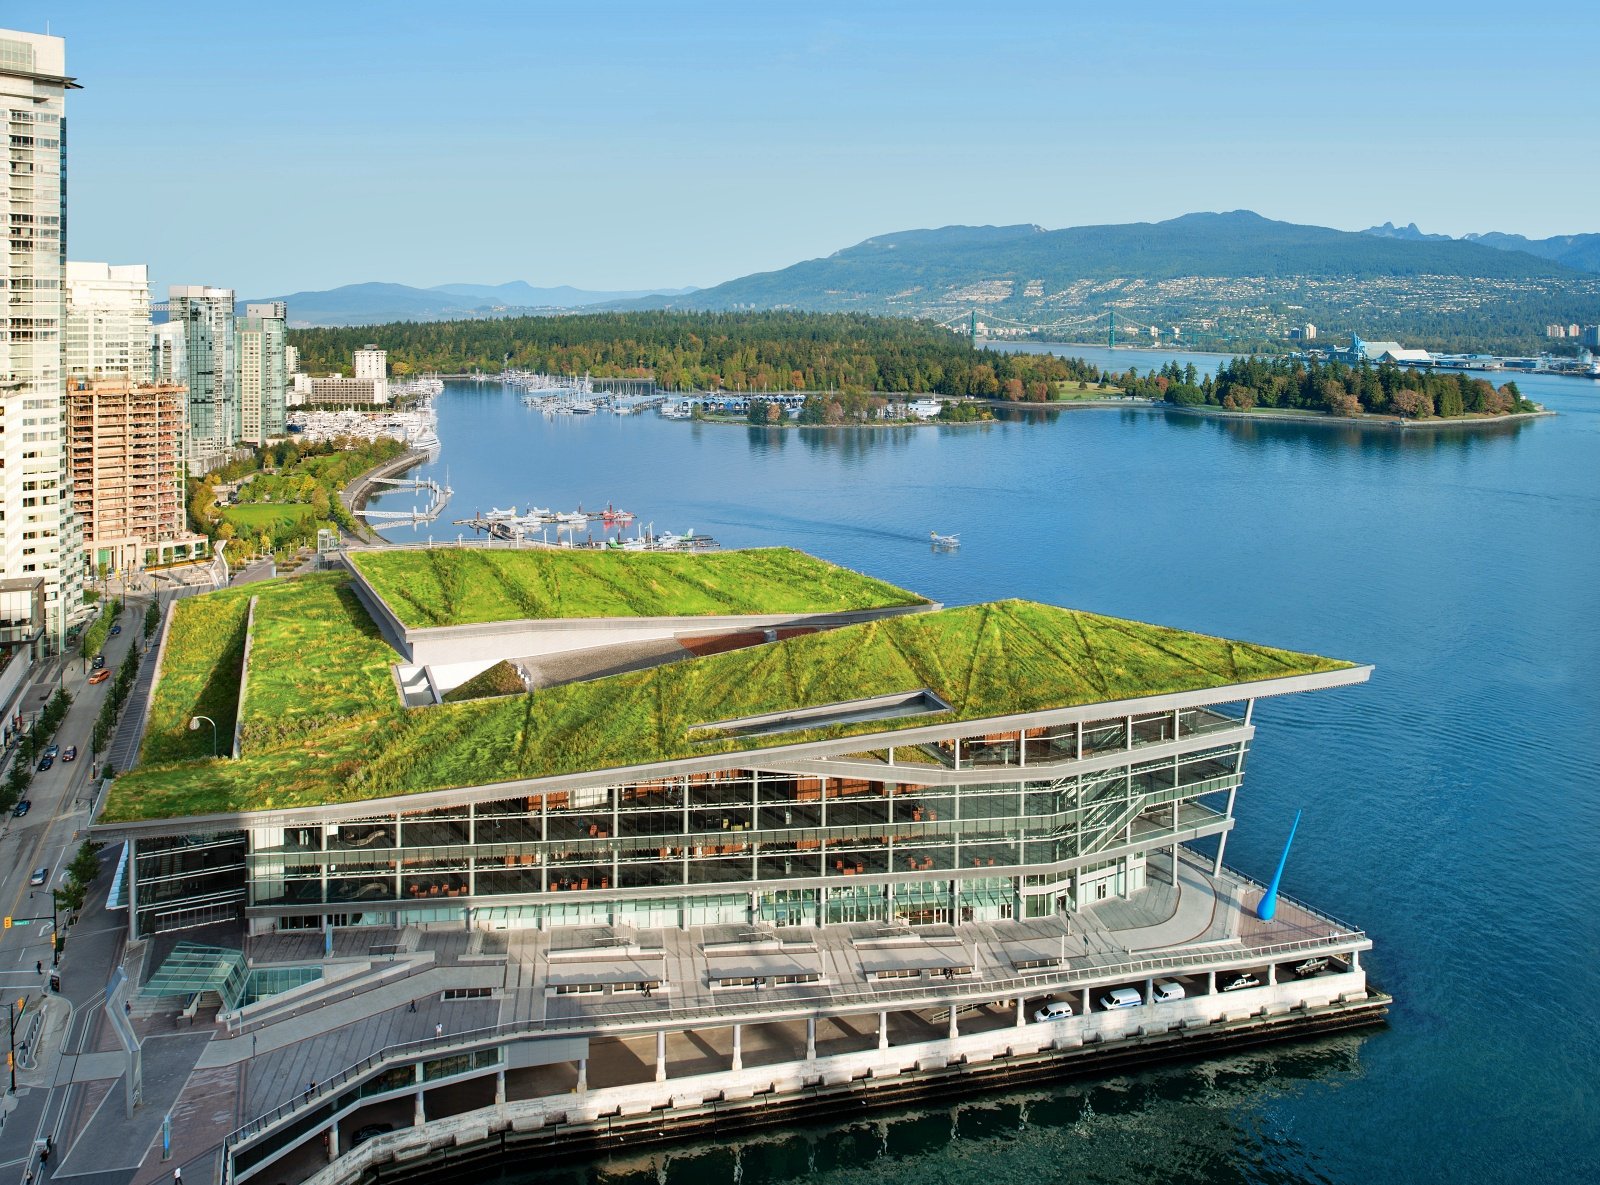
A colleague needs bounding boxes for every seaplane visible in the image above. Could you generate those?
[930,531,960,549]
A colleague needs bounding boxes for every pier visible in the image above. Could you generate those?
[355,473,452,524]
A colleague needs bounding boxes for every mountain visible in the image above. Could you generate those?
[232,281,695,328]
[1363,222,1600,275]
[427,281,694,307]
[607,211,1600,352]
[1362,221,1454,242]
[1461,231,1600,275]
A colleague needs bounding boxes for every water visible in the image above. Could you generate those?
[369,366,1600,1183]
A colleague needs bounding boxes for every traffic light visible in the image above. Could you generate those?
[2,916,10,929]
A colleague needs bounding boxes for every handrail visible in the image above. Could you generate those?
[220,922,1365,1158]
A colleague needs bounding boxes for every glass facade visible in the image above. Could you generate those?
[193,704,1252,934]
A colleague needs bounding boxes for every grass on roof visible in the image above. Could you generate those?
[347,546,927,627]
[138,589,253,765]
[442,660,527,703]
[105,574,1354,824]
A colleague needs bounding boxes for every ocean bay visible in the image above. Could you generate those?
[367,362,1600,1183]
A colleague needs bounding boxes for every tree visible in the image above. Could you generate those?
[1390,388,1432,418]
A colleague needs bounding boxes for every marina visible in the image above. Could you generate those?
[98,366,1600,1185]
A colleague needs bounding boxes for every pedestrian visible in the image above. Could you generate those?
[407,999,416,1013]
[434,1022,443,1039]
[174,1168,182,1183]
[36,960,42,974]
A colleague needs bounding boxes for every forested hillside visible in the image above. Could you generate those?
[289,311,1098,396]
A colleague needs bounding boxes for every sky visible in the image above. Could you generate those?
[15,0,1599,296]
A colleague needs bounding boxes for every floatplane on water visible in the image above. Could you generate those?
[930,531,960,548]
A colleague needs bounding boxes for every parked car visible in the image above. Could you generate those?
[1293,957,1330,979]
[1032,1000,1075,1023]
[62,745,76,762]
[1152,979,1186,1003]
[91,654,106,669]
[351,1123,393,1146]
[36,755,53,771]
[1098,986,1144,1010]
[89,669,110,685]
[11,799,30,817]
[29,866,48,886]
[1221,973,1261,992]
[110,623,122,635]
[43,744,58,758]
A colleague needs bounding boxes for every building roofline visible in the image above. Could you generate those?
[92,663,1371,838]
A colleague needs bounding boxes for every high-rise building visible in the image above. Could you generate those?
[353,344,386,381]
[150,320,186,386]
[284,344,299,376]
[169,284,236,469]
[0,30,81,652]
[237,301,287,443]
[64,261,152,382]
[354,343,390,403]
[67,378,206,573]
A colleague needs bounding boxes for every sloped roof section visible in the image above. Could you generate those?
[104,574,1358,824]
[347,546,927,627]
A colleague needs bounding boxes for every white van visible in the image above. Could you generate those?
[1152,979,1186,1003]
[1032,1000,1075,1023]
[1098,986,1143,1010]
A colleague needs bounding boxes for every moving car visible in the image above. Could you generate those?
[1221,973,1261,992]
[1098,986,1144,1010]
[1032,1000,1075,1022]
[1152,979,1186,1003]
[110,623,122,635]
[89,669,110,684]
[29,866,48,886]
[43,744,58,758]
[12,799,30,817]
[62,746,76,762]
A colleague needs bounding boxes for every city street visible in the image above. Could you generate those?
[0,593,153,1182]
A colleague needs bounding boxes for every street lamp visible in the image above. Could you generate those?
[189,715,218,758]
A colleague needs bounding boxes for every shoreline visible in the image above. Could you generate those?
[1162,404,1556,430]
[340,448,427,543]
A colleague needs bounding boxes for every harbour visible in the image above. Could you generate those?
[341,364,1600,1185]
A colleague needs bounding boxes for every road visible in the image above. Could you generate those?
[0,596,150,1020]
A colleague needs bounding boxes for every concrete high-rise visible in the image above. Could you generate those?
[0,30,81,652]
[68,378,206,574]
[64,261,152,382]
[169,284,236,469]
[237,301,288,443]
[150,320,186,386]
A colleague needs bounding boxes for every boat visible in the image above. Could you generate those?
[930,532,960,548]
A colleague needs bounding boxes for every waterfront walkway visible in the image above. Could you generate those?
[19,847,1362,1185]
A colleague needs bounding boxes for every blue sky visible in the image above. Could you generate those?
[19,0,1598,295]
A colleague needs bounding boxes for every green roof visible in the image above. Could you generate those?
[347,546,927,628]
[104,571,1354,824]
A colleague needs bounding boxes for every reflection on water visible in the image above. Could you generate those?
[366,370,1600,1183]
[489,1034,1372,1185]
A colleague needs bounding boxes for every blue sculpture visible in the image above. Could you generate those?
[1256,808,1302,922]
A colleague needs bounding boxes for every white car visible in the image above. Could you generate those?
[1098,986,1143,1010]
[1032,1000,1074,1022]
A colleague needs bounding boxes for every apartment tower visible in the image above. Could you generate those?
[237,301,287,443]
[64,261,152,382]
[169,284,236,469]
[0,31,80,651]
